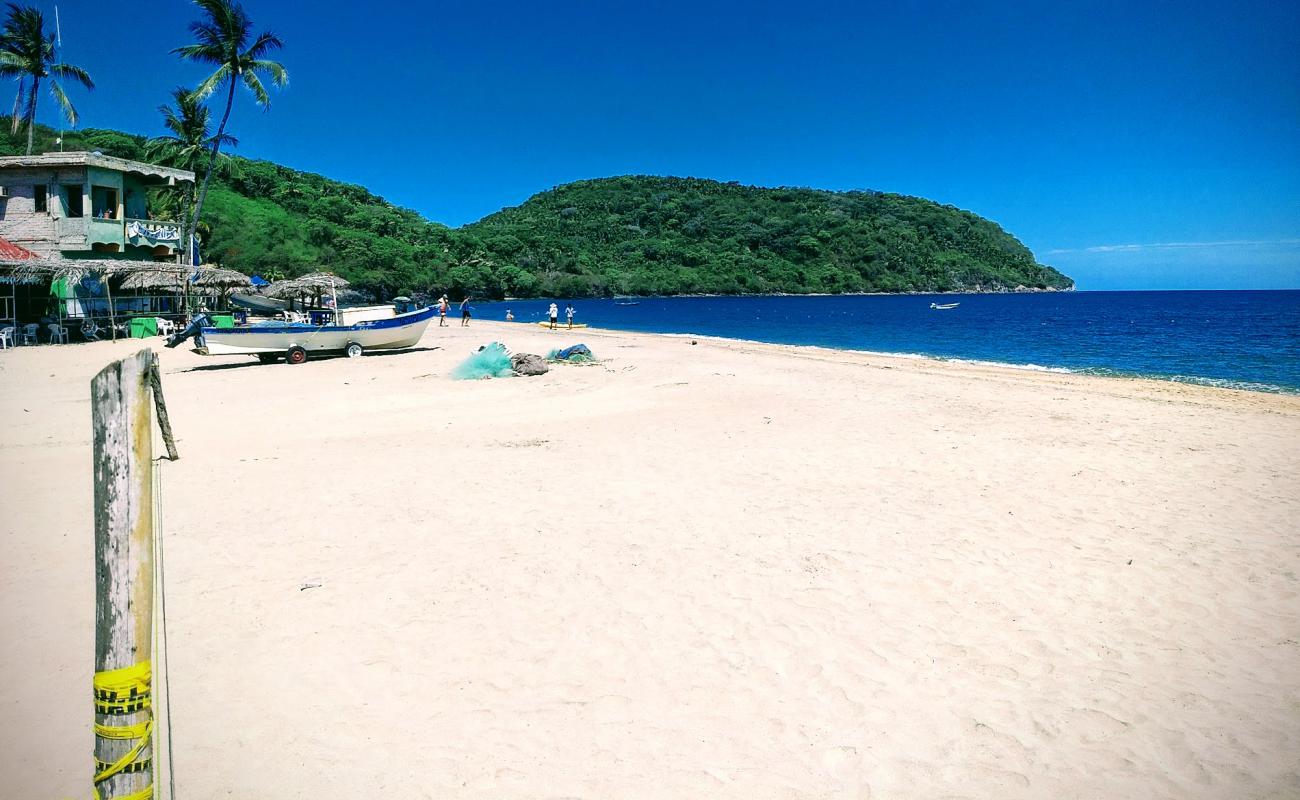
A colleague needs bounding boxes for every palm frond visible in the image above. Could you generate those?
[249,58,287,88]
[0,50,29,73]
[244,30,283,59]
[191,63,230,99]
[47,78,77,125]
[20,76,36,128]
[49,62,93,90]
[173,36,224,63]
[240,70,269,108]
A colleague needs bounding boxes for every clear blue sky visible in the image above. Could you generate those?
[44,0,1300,289]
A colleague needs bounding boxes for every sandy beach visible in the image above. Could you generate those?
[2,321,1298,799]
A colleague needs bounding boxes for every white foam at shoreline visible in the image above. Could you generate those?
[643,329,1298,394]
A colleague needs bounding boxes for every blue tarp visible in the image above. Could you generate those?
[549,344,595,361]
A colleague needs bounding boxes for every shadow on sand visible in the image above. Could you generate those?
[177,346,442,373]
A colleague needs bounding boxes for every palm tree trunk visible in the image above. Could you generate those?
[24,76,39,155]
[187,77,237,265]
[176,184,193,265]
[11,79,25,136]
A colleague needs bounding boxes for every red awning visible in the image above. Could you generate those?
[0,235,38,260]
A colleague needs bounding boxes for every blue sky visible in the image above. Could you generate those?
[41,0,1300,289]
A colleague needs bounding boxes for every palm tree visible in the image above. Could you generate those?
[146,87,237,260]
[174,0,286,263]
[0,3,93,155]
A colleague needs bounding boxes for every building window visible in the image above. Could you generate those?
[62,185,83,218]
[91,185,118,219]
[34,184,47,212]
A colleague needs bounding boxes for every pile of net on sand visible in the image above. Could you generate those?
[451,342,517,380]
[547,344,596,363]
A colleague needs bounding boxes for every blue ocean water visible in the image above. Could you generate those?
[476,291,1300,393]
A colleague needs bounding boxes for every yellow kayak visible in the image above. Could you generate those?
[537,322,588,329]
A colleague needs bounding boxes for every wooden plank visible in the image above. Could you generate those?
[92,350,154,798]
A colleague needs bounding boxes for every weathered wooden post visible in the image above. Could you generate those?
[92,350,154,799]
[104,276,119,342]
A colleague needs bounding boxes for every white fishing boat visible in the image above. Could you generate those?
[930,302,960,310]
[190,305,436,363]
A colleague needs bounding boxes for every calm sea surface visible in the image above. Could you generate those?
[474,291,1300,394]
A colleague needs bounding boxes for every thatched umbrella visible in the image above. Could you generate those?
[265,272,351,299]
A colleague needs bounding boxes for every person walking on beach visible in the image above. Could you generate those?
[548,302,559,329]
[565,302,575,329]
[461,296,472,327]
[438,295,448,327]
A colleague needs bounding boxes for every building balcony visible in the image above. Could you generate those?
[124,218,183,251]
[58,216,183,256]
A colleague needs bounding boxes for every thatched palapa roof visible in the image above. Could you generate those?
[265,272,351,299]
[0,257,251,289]
[119,265,251,290]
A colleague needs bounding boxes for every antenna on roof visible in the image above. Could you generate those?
[54,6,63,151]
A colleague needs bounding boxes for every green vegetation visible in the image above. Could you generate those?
[0,2,95,155]
[145,87,238,256]
[467,176,1072,296]
[1,124,1072,298]
[172,0,287,248]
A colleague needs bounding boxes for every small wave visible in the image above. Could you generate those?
[861,352,1297,394]
[1164,375,1298,394]
[944,358,1075,374]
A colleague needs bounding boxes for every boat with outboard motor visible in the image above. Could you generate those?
[930,302,960,310]
[174,304,437,363]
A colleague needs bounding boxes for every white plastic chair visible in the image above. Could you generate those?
[20,323,38,345]
[155,318,176,336]
[48,323,68,344]
[0,326,13,349]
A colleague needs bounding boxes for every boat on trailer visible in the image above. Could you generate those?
[194,305,437,363]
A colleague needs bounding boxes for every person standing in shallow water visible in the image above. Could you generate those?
[460,296,472,327]
[548,302,559,329]
[565,302,575,329]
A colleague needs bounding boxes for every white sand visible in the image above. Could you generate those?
[2,321,1298,799]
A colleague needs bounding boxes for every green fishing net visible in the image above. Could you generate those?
[451,342,516,380]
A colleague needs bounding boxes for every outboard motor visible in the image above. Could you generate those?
[165,313,213,348]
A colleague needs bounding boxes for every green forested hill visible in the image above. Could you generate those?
[466,176,1072,296]
[2,126,1072,298]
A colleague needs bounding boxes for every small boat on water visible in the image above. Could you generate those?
[188,305,437,363]
[930,302,960,310]
[537,321,589,329]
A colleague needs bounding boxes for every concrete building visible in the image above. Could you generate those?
[0,152,194,261]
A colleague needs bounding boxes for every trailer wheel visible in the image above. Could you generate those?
[286,346,308,365]
[257,353,277,364]
[345,342,364,359]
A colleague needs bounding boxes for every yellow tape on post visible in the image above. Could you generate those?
[93,660,153,799]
